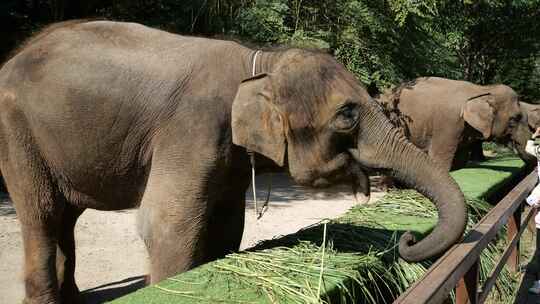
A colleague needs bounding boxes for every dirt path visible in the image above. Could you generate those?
[0,173,384,303]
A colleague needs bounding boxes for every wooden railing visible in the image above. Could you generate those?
[394,170,538,304]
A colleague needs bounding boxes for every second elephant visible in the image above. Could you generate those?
[466,101,540,165]
[377,77,523,171]
[509,101,540,163]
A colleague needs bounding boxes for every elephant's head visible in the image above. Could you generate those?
[231,50,467,262]
[511,102,540,164]
[462,84,522,142]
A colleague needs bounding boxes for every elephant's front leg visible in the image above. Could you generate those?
[138,195,209,283]
[137,160,223,283]
[207,178,250,260]
[427,128,462,172]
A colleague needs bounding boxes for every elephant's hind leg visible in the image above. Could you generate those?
[2,157,64,303]
[0,107,65,303]
[56,205,85,303]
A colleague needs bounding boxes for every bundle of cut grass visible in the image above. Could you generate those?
[356,190,518,303]
[114,190,519,304]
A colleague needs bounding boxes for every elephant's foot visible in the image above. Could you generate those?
[23,266,62,304]
[144,274,151,285]
[22,293,60,304]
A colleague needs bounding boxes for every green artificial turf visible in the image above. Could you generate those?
[451,156,525,199]
[110,156,528,304]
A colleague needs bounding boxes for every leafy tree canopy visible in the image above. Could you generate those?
[2,0,540,100]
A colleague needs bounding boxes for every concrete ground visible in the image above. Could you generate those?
[0,173,384,303]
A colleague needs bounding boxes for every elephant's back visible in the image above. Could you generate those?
[408,77,487,102]
[1,20,249,92]
[390,78,466,149]
[0,20,248,134]
[0,21,248,210]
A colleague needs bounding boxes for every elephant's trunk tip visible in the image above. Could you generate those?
[398,232,418,262]
[398,232,434,262]
[397,194,467,262]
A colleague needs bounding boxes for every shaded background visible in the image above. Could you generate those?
[1,0,540,99]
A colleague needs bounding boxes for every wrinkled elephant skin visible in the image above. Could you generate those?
[0,21,467,304]
[378,77,522,171]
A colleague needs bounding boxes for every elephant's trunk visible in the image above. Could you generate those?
[511,121,536,165]
[514,140,536,165]
[351,103,467,262]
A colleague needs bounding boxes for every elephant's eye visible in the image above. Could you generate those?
[330,103,360,132]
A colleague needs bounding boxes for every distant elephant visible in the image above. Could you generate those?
[0,21,467,304]
[378,77,523,171]
[510,102,540,164]
[468,101,540,165]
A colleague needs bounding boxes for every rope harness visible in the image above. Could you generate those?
[249,50,272,219]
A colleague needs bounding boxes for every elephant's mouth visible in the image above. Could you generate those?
[299,154,350,187]
[296,152,371,204]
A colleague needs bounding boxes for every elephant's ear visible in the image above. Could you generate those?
[462,94,495,139]
[528,107,540,129]
[232,73,286,166]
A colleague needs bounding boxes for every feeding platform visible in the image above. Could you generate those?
[110,156,528,304]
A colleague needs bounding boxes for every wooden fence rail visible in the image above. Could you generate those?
[394,170,538,304]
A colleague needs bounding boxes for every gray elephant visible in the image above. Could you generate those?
[510,102,540,163]
[0,21,467,304]
[468,101,540,165]
[378,77,523,171]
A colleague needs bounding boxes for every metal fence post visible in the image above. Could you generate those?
[507,203,523,273]
[456,260,479,304]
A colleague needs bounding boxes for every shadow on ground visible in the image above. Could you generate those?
[245,173,353,205]
[244,173,386,210]
[466,163,525,174]
[0,192,15,217]
[81,276,147,304]
[249,221,433,265]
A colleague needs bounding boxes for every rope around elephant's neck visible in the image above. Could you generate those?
[252,50,261,77]
[249,50,272,220]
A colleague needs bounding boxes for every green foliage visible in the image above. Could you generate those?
[495,56,540,102]
[236,0,289,42]
[388,0,438,26]
[1,0,540,98]
[435,0,540,90]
